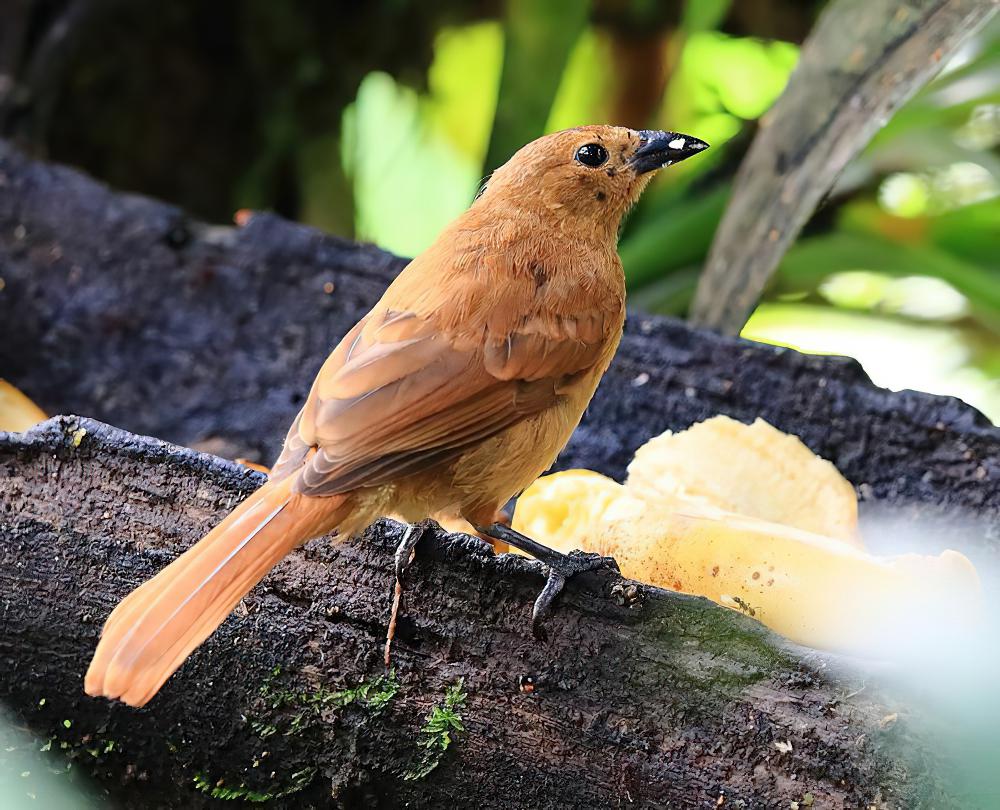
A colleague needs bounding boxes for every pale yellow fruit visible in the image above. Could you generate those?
[627,415,862,548]
[0,380,47,433]
[509,469,624,548]
[514,472,982,658]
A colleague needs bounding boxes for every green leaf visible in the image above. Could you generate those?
[619,186,729,289]
[681,0,733,34]
[774,232,1000,328]
[342,23,503,256]
[926,198,1000,266]
[484,0,590,171]
[403,679,467,781]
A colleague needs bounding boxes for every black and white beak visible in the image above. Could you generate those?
[629,130,710,173]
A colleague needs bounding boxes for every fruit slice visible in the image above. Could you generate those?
[626,416,862,548]
[0,380,47,433]
[513,422,982,657]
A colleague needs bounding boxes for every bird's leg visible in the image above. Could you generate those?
[384,522,425,668]
[475,522,617,640]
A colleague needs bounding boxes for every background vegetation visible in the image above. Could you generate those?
[3,0,997,422]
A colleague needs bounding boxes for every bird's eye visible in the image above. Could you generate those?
[575,143,608,168]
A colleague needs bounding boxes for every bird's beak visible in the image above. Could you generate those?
[629,130,710,174]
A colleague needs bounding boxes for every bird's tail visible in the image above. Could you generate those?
[85,476,349,707]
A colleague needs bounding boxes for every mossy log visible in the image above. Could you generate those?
[1,416,940,808]
[0,140,997,807]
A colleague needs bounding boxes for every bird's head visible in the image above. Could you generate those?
[477,125,709,241]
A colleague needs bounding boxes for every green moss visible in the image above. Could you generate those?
[403,680,467,781]
[19,724,122,788]
[192,768,316,803]
[325,671,401,715]
[253,666,400,739]
[189,667,402,803]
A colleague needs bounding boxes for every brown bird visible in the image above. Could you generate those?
[85,125,708,707]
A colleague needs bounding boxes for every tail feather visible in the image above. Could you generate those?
[93,487,270,644]
[85,477,348,707]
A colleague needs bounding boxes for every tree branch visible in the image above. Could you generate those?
[690,0,998,332]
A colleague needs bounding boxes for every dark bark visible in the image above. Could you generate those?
[0,416,945,808]
[0,141,997,807]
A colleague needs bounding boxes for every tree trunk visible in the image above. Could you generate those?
[1,140,997,807]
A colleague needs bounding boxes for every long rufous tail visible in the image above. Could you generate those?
[85,476,349,707]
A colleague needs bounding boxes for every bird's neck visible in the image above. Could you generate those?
[436,205,626,310]
[460,199,622,256]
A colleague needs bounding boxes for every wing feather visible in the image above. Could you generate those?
[272,301,614,496]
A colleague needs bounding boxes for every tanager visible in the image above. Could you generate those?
[85,126,709,706]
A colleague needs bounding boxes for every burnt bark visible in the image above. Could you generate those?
[0,141,997,807]
[1,417,944,808]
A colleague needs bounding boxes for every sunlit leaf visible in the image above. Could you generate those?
[545,29,609,132]
[658,31,798,155]
[743,303,1000,423]
[819,272,969,321]
[879,173,933,217]
[774,232,1000,328]
[341,23,502,256]
[485,0,590,171]
[428,24,505,163]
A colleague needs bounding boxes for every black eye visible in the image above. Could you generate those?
[575,143,608,168]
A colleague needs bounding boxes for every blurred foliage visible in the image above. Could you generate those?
[485,0,590,169]
[331,4,999,422]
[340,22,503,256]
[6,0,996,419]
[0,708,105,808]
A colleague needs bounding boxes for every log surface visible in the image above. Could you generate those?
[1,416,938,808]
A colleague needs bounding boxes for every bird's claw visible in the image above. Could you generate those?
[530,551,618,640]
[556,550,619,578]
[475,522,619,640]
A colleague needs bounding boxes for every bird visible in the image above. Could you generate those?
[84,125,709,707]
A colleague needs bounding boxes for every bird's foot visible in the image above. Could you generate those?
[394,521,425,581]
[475,523,618,640]
[384,521,427,667]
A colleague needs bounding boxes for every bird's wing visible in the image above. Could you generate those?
[272,303,614,496]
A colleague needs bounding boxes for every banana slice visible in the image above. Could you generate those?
[0,380,47,433]
[513,421,982,658]
[627,415,862,548]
